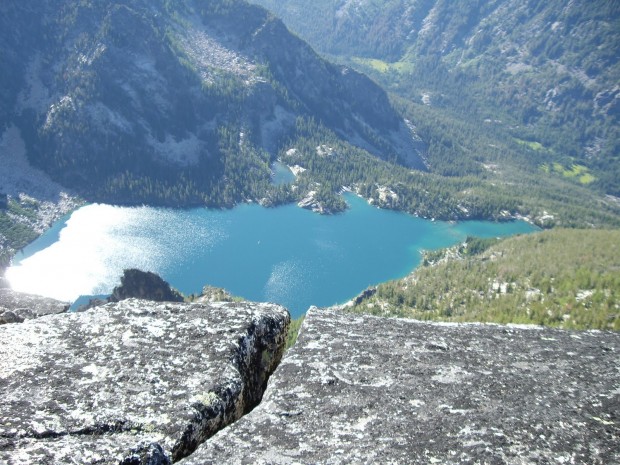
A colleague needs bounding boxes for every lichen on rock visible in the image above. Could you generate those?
[183,308,620,464]
[0,298,290,464]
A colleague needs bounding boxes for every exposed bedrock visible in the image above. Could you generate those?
[0,299,290,464]
[184,308,620,465]
[0,288,69,324]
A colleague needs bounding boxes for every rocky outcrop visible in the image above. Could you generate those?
[74,269,184,313]
[194,285,238,303]
[297,190,325,213]
[0,288,69,324]
[184,308,620,464]
[0,299,290,464]
[109,269,184,303]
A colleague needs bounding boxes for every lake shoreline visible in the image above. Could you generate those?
[7,194,538,318]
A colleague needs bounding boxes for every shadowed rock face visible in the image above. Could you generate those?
[183,308,620,465]
[109,269,184,303]
[0,299,290,464]
[0,288,69,324]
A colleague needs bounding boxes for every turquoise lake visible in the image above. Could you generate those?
[7,194,537,318]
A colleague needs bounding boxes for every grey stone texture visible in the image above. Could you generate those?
[0,288,69,324]
[0,299,290,464]
[184,308,620,465]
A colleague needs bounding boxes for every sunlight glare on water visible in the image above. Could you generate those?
[7,203,225,302]
[264,259,306,305]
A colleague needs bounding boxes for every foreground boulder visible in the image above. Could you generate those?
[184,308,620,464]
[0,299,289,464]
[0,288,69,323]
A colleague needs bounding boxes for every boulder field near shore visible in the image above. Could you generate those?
[1,297,619,464]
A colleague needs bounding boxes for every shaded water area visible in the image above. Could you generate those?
[271,161,295,185]
[8,194,537,318]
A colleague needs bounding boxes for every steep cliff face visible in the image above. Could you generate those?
[251,0,620,194]
[0,0,423,208]
[0,299,290,464]
[239,15,422,166]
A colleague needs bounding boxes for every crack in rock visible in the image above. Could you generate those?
[183,308,620,464]
[0,299,289,464]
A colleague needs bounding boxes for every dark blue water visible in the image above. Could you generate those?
[8,194,537,318]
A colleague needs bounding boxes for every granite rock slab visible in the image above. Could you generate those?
[184,308,620,465]
[0,288,69,324]
[0,299,289,464]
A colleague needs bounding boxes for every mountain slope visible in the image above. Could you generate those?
[2,0,619,268]
[0,0,423,208]
[346,229,620,331]
[249,0,620,195]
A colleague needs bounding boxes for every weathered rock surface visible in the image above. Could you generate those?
[184,308,620,465]
[0,288,69,324]
[0,299,289,464]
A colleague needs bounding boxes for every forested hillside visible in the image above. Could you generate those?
[0,0,423,208]
[255,0,620,331]
[2,0,620,267]
[250,0,620,195]
[347,229,620,331]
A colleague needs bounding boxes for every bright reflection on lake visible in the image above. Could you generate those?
[7,194,538,318]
